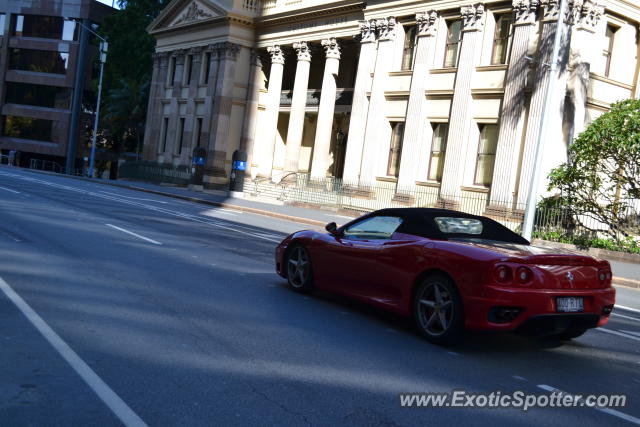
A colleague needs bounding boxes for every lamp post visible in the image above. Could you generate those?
[521,0,568,241]
[89,40,108,178]
[73,20,108,178]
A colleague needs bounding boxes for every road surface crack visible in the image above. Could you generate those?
[250,385,311,426]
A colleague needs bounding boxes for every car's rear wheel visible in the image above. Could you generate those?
[286,244,314,293]
[413,274,464,346]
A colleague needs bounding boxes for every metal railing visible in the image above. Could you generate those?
[30,159,63,174]
[119,161,191,186]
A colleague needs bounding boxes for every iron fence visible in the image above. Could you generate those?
[119,161,191,186]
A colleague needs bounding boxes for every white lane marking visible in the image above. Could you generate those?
[447,351,459,356]
[0,185,20,194]
[0,275,147,427]
[596,328,640,342]
[616,305,640,314]
[612,312,640,322]
[106,224,162,245]
[537,384,640,426]
[0,230,21,242]
[621,329,640,338]
[329,214,354,220]
[512,375,527,381]
[0,172,284,243]
[98,191,169,203]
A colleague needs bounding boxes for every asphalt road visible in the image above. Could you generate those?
[0,167,639,427]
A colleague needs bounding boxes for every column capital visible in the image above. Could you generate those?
[512,0,540,26]
[416,11,439,37]
[376,17,397,41]
[321,38,341,59]
[293,41,312,62]
[540,0,561,21]
[250,49,264,68]
[358,19,377,43]
[216,42,240,60]
[153,51,170,66]
[461,4,485,32]
[267,44,285,65]
[571,0,605,32]
[172,49,187,64]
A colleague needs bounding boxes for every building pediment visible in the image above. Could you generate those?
[148,0,228,34]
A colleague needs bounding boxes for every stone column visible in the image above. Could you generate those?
[396,11,439,193]
[143,51,168,159]
[438,4,486,205]
[257,45,285,178]
[568,1,604,139]
[342,20,377,183]
[284,41,312,173]
[516,0,572,208]
[208,42,240,173]
[310,38,341,179]
[487,0,540,211]
[359,17,397,186]
[200,46,219,158]
[241,50,264,176]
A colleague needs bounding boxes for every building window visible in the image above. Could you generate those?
[3,116,54,142]
[9,48,69,74]
[176,117,186,155]
[195,117,203,147]
[168,57,176,86]
[202,52,211,84]
[428,123,448,182]
[602,24,616,77]
[0,14,6,33]
[401,26,417,70]
[5,82,71,109]
[387,122,405,177]
[185,55,193,85]
[12,14,78,41]
[160,117,169,153]
[444,20,462,68]
[491,14,512,65]
[474,124,499,187]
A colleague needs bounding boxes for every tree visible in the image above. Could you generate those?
[92,0,169,172]
[547,98,640,240]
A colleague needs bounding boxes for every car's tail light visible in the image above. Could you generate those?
[494,265,512,284]
[598,269,612,285]
[515,267,533,284]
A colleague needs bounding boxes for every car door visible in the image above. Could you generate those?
[327,215,404,299]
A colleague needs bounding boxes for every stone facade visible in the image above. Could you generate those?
[144,0,640,206]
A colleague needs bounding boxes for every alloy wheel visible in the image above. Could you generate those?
[417,281,454,336]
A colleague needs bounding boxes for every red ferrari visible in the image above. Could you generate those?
[275,208,616,345]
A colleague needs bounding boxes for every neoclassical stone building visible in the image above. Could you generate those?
[143,0,640,212]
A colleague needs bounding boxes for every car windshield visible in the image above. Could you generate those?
[343,216,403,240]
[434,217,483,235]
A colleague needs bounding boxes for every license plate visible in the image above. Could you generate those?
[557,297,584,313]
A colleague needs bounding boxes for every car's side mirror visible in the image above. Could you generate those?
[325,222,338,235]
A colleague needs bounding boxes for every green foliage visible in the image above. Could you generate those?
[547,98,640,241]
[96,0,169,154]
[533,231,640,254]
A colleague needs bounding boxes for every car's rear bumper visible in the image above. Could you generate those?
[463,286,616,332]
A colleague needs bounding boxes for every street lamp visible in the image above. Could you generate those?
[73,20,108,178]
[521,0,568,241]
[89,40,108,178]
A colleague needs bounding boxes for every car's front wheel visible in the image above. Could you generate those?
[286,244,314,293]
[413,274,464,346]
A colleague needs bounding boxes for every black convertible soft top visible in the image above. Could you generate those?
[357,207,529,245]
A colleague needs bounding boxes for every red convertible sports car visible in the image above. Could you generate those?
[275,208,616,345]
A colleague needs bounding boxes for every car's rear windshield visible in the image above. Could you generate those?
[434,217,483,235]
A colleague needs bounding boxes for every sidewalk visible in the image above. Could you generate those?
[12,167,640,290]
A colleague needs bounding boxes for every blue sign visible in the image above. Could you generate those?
[233,160,247,171]
[193,156,206,166]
